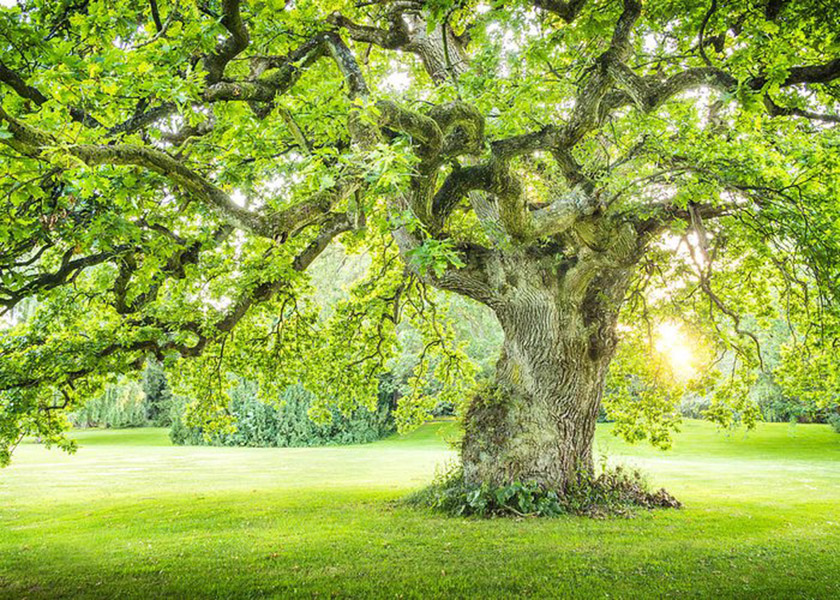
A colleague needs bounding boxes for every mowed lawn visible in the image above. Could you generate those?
[1,420,839,599]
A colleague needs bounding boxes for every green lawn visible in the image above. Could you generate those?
[1,420,839,599]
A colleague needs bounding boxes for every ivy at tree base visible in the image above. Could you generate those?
[409,463,681,519]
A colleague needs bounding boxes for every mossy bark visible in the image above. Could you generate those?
[461,252,633,491]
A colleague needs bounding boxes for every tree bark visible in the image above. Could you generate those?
[403,15,468,84]
[461,252,634,491]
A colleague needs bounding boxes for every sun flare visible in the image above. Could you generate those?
[655,322,695,380]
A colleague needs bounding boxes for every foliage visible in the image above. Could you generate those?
[775,338,840,413]
[69,379,148,429]
[411,461,680,518]
[0,0,839,471]
[170,380,395,448]
[676,394,712,420]
[67,361,179,429]
[756,388,830,424]
[603,327,715,448]
[828,413,840,434]
[140,359,176,426]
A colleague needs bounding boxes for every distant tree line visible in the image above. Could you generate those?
[70,361,402,447]
[169,380,395,448]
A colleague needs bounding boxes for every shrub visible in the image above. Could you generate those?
[757,394,825,423]
[410,464,565,517]
[678,394,712,419]
[70,381,148,428]
[409,462,681,518]
[70,362,179,429]
[170,382,395,447]
[596,405,613,423]
[828,413,840,434]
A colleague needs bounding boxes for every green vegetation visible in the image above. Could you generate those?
[1,2,839,596]
[411,462,680,518]
[1,420,839,599]
[170,381,395,448]
[69,361,179,430]
[2,0,840,494]
[67,379,149,429]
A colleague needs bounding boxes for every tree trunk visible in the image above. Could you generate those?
[461,254,633,491]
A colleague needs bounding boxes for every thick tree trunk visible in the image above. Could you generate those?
[461,254,632,491]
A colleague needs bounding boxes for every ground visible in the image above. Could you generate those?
[1,420,839,599]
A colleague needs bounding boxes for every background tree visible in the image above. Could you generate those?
[0,0,838,493]
[140,358,174,425]
[169,380,395,447]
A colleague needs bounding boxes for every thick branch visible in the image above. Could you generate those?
[327,8,411,49]
[391,224,496,306]
[562,0,642,146]
[601,58,840,120]
[427,102,485,156]
[0,61,48,104]
[202,0,249,83]
[213,31,367,105]
[0,247,130,315]
[377,100,443,155]
[0,61,102,128]
[0,107,344,240]
[531,188,599,238]
[3,212,355,390]
[330,3,468,84]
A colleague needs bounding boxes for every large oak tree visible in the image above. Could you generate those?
[1,0,839,490]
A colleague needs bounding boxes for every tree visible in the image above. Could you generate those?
[1,0,839,492]
[140,358,173,425]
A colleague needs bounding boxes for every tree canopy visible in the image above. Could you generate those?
[1,0,839,478]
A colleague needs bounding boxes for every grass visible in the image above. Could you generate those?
[1,419,839,599]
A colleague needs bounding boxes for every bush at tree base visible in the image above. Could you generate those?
[409,462,681,518]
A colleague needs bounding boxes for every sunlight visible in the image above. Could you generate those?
[655,321,695,380]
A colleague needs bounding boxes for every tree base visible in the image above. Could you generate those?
[409,462,681,518]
